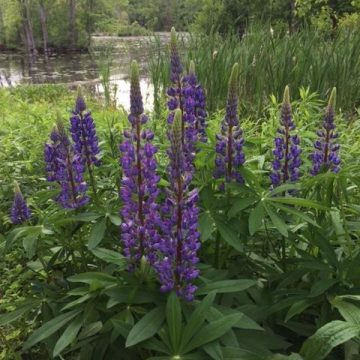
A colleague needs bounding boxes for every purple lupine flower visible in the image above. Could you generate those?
[10,182,31,225]
[119,60,161,267]
[270,86,301,187]
[214,63,245,189]
[155,109,200,301]
[44,117,89,209]
[310,88,340,175]
[166,28,198,174]
[70,88,101,168]
[183,60,207,143]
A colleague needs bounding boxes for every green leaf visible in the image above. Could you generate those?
[126,306,165,347]
[108,214,122,226]
[215,219,242,251]
[197,280,256,295]
[179,292,216,352]
[166,292,182,352]
[272,203,319,227]
[228,197,258,218]
[269,197,328,210]
[203,341,223,360]
[285,299,318,322]
[61,293,94,311]
[53,315,83,357]
[182,313,243,354]
[67,272,117,290]
[332,298,360,325]
[249,202,264,235]
[300,320,360,360]
[199,212,214,241]
[78,321,103,339]
[111,319,133,339]
[23,309,81,350]
[263,203,288,237]
[0,302,36,326]
[88,217,107,249]
[91,247,126,267]
[309,279,338,297]
[22,234,38,258]
[222,347,266,360]
[54,212,102,224]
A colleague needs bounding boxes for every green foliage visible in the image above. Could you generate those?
[149,26,360,114]
[2,37,360,360]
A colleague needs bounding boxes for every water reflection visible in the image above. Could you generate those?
[0,34,170,110]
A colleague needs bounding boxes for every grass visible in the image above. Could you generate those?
[148,25,360,116]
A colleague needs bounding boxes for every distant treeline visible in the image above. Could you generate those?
[0,0,359,53]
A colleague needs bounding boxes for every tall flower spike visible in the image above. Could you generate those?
[214,63,245,189]
[270,86,301,187]
[183,60,207,143]
[167,30,201,174]
[10,182,31,225]
[155,109,200,301]
[70,87,101,168]
[310,88,340,175]
[44,115,89,209]
[119,60,161,267]
[167,27,184,125]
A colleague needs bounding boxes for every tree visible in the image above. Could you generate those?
[38,0,49,53]
[19,0,37,54]
[68,0,76,48]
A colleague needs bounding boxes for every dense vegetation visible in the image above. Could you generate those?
[1,0,360,52]
[1,24,360,359]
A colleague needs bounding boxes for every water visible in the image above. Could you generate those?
[0,33,171,111]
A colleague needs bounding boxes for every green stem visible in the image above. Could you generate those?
[214,231,221,269]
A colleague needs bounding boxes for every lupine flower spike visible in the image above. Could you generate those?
[310,88,340,175]
[183,60,207,143]
[70,87,100,194]
[44,115,88,209]
[155,109,200,301]
[214,63,245,189]
[10,181,31,225]
[119,60,161,267]
[270,86,301,187]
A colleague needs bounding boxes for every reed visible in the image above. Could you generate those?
[148,25,360,116]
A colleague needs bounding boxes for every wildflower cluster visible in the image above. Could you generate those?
[214,63,245,188]
[119,61,161,267]
[10,182,31,225]
[311,88,340,175]
[270,86,301,187]
[70,90,101,168]
[44,117,88,209]
[167,28,207,173]
[155,109,200,301]
[10,30,343,306]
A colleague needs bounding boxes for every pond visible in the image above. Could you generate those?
[0,33,171,111]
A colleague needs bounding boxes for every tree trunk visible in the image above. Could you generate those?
[86,0,95,48]
[68,0,76,49]
[38,1,49,55]
[20,0,37,54]
[288,0,296,35]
